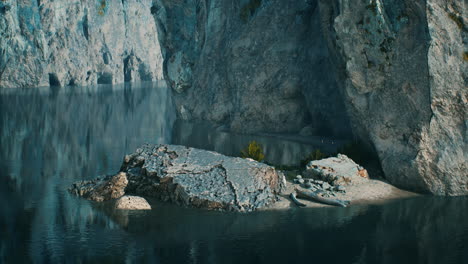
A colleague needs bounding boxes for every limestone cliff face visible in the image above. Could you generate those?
[152,0,352,135]
[154,0,466,195]
[320,0,467,195]
[0,0,163,88]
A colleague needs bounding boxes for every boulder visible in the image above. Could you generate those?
[71,144,286,212]
[304,154,369,186]
[69,172,128,202]
[114,196,151,210]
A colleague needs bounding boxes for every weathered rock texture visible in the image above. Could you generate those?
[304,154,369,186]
[155,0,467,195]
[71,144,286,212]
[0,0,163,88]
[114,195,152,210]
[319,0,467,195]
[69,172,128,202]
[152,0,352,136]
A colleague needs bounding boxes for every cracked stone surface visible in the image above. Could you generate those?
[304,154,369,186]
[71,144,286,212]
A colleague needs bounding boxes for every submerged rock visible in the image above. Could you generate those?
[71,144,286,212]
[114,196,151,210]
[304,154,369,186]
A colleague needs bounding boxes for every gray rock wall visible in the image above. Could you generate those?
[153,0,352,136]
[320,0,467,195]
[0,0,163,88]
[155,0,466,195]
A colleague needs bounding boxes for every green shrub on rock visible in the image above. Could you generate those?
[240,141,265,162]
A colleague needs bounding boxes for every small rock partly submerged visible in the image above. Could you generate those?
[114,195,151,210]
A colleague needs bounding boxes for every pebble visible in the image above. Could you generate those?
[296,175,302,179]
[298,179,305,184]
[322,182,331,190]
[304,182,312,189]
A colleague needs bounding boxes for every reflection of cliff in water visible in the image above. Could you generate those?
[0,82,175,262]
[91,197,468,263]
[369,197,468,264]
[0,81,174,183]
[172,120,348,166]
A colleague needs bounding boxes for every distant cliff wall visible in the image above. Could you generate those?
[0,0,163,88]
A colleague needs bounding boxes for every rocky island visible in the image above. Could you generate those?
[70,144,286,212]
[70,144,416,211]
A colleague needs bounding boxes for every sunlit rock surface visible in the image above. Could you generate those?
[0,0,163,88]
[114,195,151,210]
[70,172,128,202]
[305,154,369,186]
[72,144,286,212]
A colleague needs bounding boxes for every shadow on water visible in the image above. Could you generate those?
[0,82,467,263]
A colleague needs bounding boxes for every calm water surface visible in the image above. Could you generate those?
[1,82,467,263]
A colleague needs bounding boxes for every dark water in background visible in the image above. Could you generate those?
[0,82,467,264]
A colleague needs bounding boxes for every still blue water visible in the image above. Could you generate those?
[1,82,467,263]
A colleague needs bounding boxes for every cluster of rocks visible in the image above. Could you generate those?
[304,154,369,186]
[70,144,286,212]
[293,175,346,198]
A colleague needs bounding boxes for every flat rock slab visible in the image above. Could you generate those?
[71,144,286,212]
[304,154,369,186]
[115,195,151,210]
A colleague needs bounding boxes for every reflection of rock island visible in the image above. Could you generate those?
[93,195,468,264]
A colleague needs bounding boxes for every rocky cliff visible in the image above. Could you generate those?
[320,0,467,195]
[153,0,466,195]
[152,0,352,136]
[0,0,163,87]
[1,0,466,195]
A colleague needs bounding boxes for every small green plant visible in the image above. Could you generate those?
[300,149,328,167]
[240,0,262,23]
[240,141,265,162]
